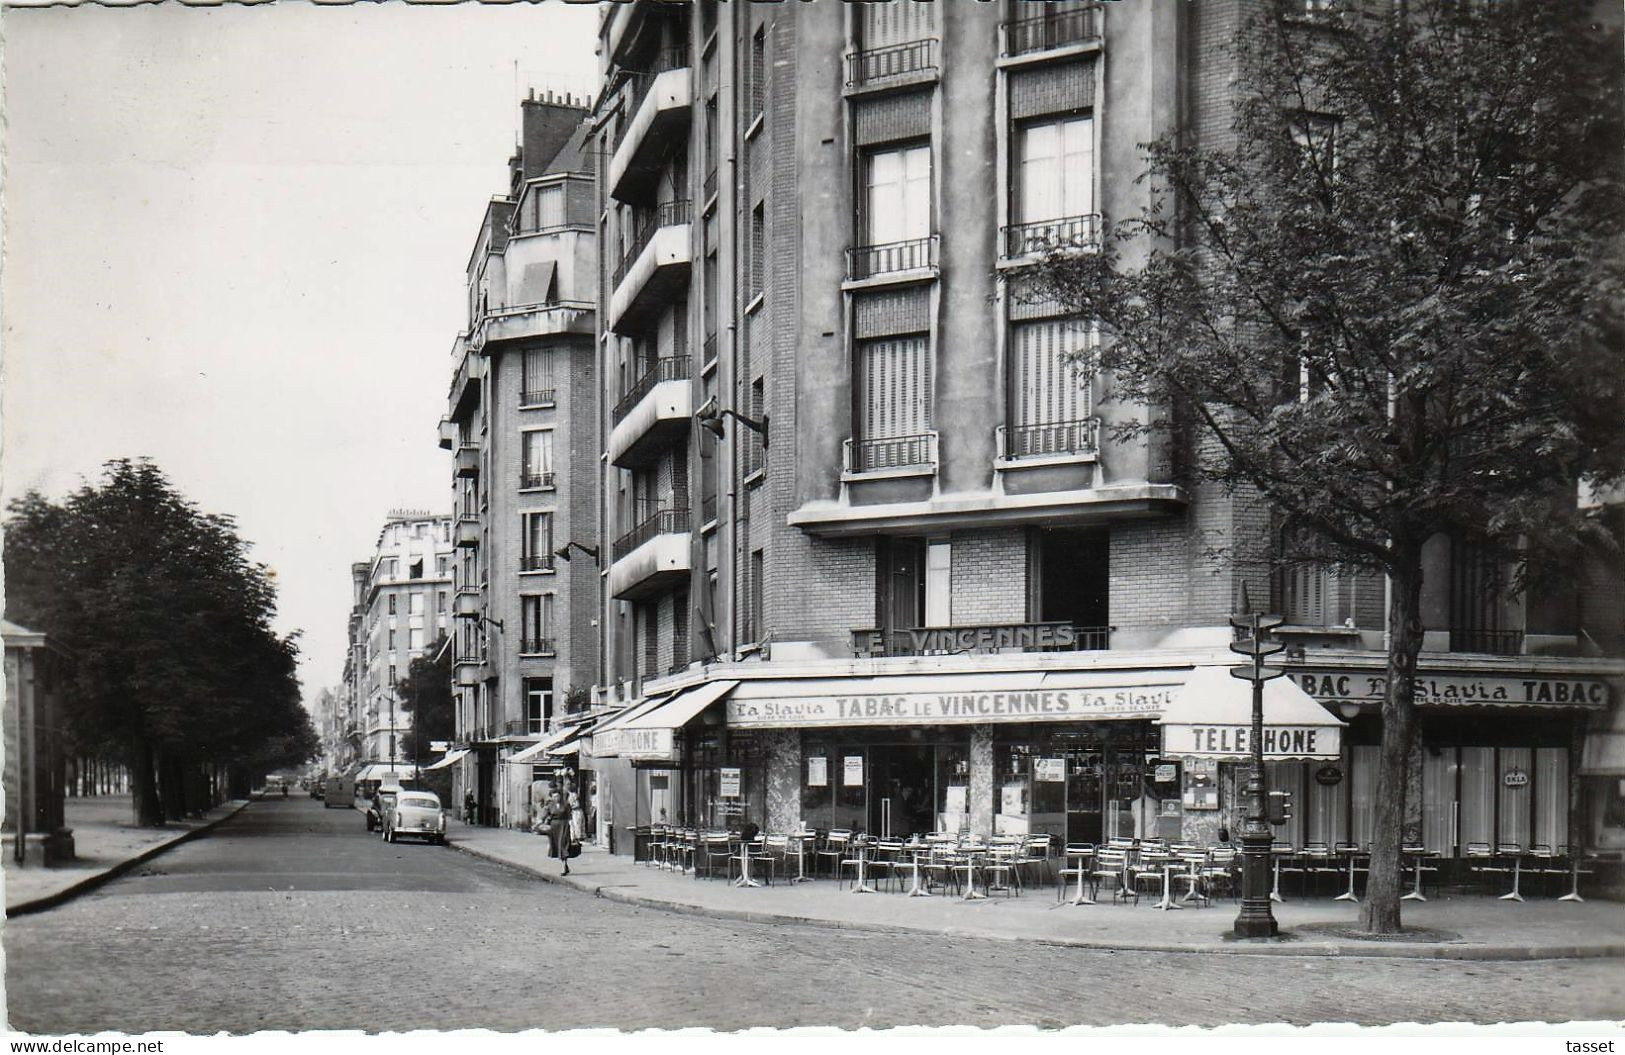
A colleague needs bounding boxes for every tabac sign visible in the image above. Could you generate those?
[726,686,1176,729]
[1292,670,1610,711]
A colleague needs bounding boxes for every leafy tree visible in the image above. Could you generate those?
[1013,0,1625,932]
[4,459,313,825]
[397,634,452,765]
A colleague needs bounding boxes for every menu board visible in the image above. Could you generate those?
[720,767,742,798]
[806,756,828,787]
[1182,758,1219,810]
[1034,758,1066,782]
[843,755,864,787]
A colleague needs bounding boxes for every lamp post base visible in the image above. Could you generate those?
[1233,826,1279,939]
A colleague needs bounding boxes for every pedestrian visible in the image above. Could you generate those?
[529,776,550,835]
[463,790,477,825]
[541,788,572,876]
[565,778,586,845]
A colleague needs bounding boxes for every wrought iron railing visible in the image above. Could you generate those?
[702,332,718,367]
[845,235,938,281]
[613,505,690,561]
[1002,214,1102,258]
[612,354,693,424]
[520,388,556,407]
[519,638,556,657]
[703,166,718,204]
[1000,6,1102,57]
[844,432,937,473]
[701,493,718,524]
[519,554,554,573]
[520,471,555,490]
[613,198,693,290]
[998,418,1100,459]
[846,38,939,88]
[1449,628,1524,656]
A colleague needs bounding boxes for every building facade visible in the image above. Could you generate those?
[353,511,456,768]
[438,93,601,829]
[576,0,1625,871]
[3,620,72,864]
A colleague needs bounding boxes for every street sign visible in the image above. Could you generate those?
[1231,664,1288,682]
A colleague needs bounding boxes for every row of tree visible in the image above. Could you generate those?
[5,459,317,826]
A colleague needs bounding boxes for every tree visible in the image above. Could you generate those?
[396,635,452,765]
[1013,0,1625,932]
[4,459,314,825]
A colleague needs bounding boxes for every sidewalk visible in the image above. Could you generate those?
[3,794,249,916]
[448,823,1625,960]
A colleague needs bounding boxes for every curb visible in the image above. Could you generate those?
[5,799,254,918]
[447,839,1625,962]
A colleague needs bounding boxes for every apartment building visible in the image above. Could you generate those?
[353,511,456,767]
[576,0,1625,866]
[437,93,601,829]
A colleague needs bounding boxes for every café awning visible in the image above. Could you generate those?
[595,682,738,759]
[421,748,469,772]
[1580,702,1625,776]
[508,723,584,764]
[618,679,739,734]
[1159,665,1344,761]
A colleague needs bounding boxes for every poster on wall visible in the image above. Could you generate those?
[1001,783,1027,817]
[943,785,968,815]
[843,755,864,787]
[1182,758,1219,811]
[806,756,828,787]
[1034,758,1065,782]
[720,767,742,797]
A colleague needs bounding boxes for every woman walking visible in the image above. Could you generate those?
[541,787,572,876]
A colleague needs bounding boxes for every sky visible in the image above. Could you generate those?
[1,1,602,706]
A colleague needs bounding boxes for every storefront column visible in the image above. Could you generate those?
[969,725,994,837]
[763,730,802,833]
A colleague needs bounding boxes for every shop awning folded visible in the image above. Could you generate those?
[1158,665,1343,761]
[422,748,469,772]
[1580,703,1625,776]
[617,679,739,733]
[353,763,421,783]
[508,723,582,764]
[589,693,675,738]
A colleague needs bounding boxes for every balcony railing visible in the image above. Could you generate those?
[614,47,692,152]
[1000,6,1102,58]
[857,624,1112,657]
[520,388,556,407]
[998,418,1100,460]
[845,432,937,473]
[1002,214,1102,259]
[613,198,693,290]
[520,471,555,490]
[519,637,556,656]
[520,554,554,573]
[504,718,546,739]
[846,235,938,281]
[613,505,690,561]
[703,166,718,204]
[1449,628,1524,656]
[701,493,718,525]
[846,38,939,88]
[613,354,693,424]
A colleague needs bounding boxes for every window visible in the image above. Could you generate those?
[1290,114,1340,190]
[524,677,553,735]
[1450,539,1518,654]
[861,144,931,247]
[437,556,449,575]
[1276,522,1334,627]
[673,585,690,670]
[854,334,933,469]
[388,629,397,649]
[859,0,935,48]
[1011,116,1094,254]
[1007,319,1095,457]
[388,595,397,615]
[743,377,766,477]
[747,203,765,302]
[522,349,554,405]
[748,27,766,125]
[437,590,448,614]
[410,593,425,615]
[521,594,554,654]
[747,549,765,643]
[388,664,397,688]
[521,512,554,572]
[521,430,553,489]
[409,628,424,651]
[875,537,926,651]
[530,184,564,232]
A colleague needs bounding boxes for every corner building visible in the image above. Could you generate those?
[439,94,601,829]
[583,0,1625,875]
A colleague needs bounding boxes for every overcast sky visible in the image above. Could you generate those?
[2,1,601,705]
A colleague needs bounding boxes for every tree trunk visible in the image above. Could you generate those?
[1360,543,1426,934]
[130,740,164,827]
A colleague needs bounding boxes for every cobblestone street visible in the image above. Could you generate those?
[5,800,1622,1033]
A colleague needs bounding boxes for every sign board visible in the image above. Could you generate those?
[1154,764,1178,783]
[1293,670,1609,711]
[1315,765,1344,787]
[1034,758,1066,783]
[853,622,1080,656]
[843,755,864,787]
[1183,758,1219,810]
[1161,723,1341,760]
[806,756,828,787]
[1503,768,1529,789]
[728,686,1174,729]
[593,726,677,762]
[943,785,968,815]
[720,767,742,798]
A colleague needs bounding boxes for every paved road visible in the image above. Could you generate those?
[5,799,1622,1033]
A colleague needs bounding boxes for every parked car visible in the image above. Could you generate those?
[365,785,401,833]
[384,790,447,845]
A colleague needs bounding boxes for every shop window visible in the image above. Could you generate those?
[1029,527,1109,648]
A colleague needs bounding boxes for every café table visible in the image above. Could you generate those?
[848,837,880,895]
[1498,848,1526,903]
[1400,845,1438,902]
[788,831,816,884]
[1064,846,1096,906]
[1270,845,1293,903]
[733,836,763,889]
[955,846,989,901]
[901,840,933,897]
[1558,851,1595,903]
[1150,858,1183,912]
[1333,845,1363,903]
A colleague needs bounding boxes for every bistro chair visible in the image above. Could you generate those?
[1091,848,1135,905]
[1302,842,1337,895]
[982,841,1022,897]
[1202,847,1238,901]
[1132,846,1173,904]
[922,841,959,895]
[760,833,792,885]
[816,829,852,880]
[1018,834,1054,889]
[871,839,906,892]
[1056,842,1096,904]
[700,831,734,881]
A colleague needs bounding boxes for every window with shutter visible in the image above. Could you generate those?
[1007,319,1094,457]
[860,0,935,48]
[855,335,932,470]
[522,349,554,405]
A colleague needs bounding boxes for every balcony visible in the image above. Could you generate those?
[519,387,556,408]
[997,418,1100,461]
[454,663,482,689]
[520,470,555,491]
[455,517,481,548]
[999,5,1102,60]
[609,199,693,336]
[519,554,554,574]
[845,38,939,92]
[453,589,481,618]
[519,638,556,657]
[844,432,938,476]
[609,49,692,204]
[447,342,484,422]
[1449,629,1525,656]
[505,718,545,739]
[845,235,938,284]
[454,444,480,479]
[608,355,693,468]
[473,301,595,351]
[608,505,692,601]
[1000,214,1102,261]
[853,623,1112,658]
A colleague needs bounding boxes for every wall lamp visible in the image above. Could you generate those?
[695,396,769,448]
[555,541,601,565]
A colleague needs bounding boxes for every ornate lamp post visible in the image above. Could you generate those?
[1230,611,1285,939]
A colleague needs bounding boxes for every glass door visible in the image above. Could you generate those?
[1064,747,1104,845]
[867,745,935,839]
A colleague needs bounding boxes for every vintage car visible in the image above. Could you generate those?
[384,790,447,845]
[365,785,401,832]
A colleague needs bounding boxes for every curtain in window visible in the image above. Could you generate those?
[1017,116,1093,224]
[1011,319,1091,427]
[535,185,563,230]
[858,335,931,440]
[861,0,935,48]
[1498,747,1533,847]
[523,512,552,560]
[523,349,553,397]
[864,145,931,246]
[1350,745,1378,848]
[1533,747,1568,850]
[1458,746,1496,849]
[1305,757,1347,845]
[522,431,553,476]
[1421,749,1458,854]
[1265,761,1305,848]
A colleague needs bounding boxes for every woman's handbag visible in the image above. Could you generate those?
[568,840,583,859]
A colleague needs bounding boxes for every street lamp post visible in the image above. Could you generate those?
[1230,611,1285,939]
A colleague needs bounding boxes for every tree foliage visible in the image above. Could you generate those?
[1013,0,1625,932]
[397,634,452,763]
[4,459,315,824]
